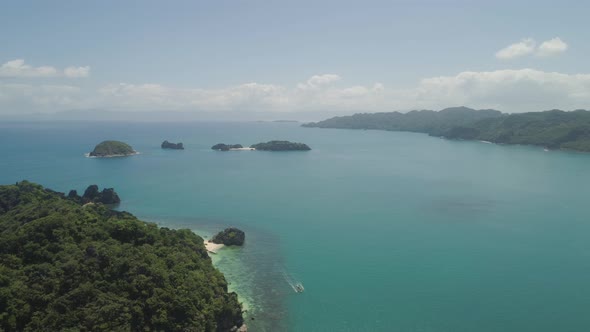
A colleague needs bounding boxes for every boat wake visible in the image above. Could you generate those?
[281,267,304,293]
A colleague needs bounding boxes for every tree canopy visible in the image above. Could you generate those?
[90,141,136,157]
[0,181,243,331]
[304,107,590,151]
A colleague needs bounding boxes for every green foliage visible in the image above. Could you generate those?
[304,107,590,152]
[211,144,243,151]
[443,109,590,151]
[303,107,502,136]
[0,181,243,331]
[250,141,311,151]
[90,141,136,157]
[211,228,245,246]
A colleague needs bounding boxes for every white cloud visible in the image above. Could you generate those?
[2,70,590,115]
[0,59,90,78]
[297,74,340,89]
[496,37,568,59]
[495,38,536,59]
[412,69,590,111]
[536,37,568,57]
[0,59,58,78]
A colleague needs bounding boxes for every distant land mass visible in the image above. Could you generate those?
[303,107,590,152]
[250,141,311,151]
[212,143,244,151]
[0,181,244,331]
[89,140,137,157]
[161,140,184,149]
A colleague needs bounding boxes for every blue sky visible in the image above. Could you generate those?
[1,0,589,118]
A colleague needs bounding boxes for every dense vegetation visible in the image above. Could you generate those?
[443,110,590,151]
[304,107,590,152]
[0,181,243,331]
[89,140,136,157]
[161,141,184,150]
[303,107,502,136]
[250,141,311,151]
[211,144,243,151]
[211,228,245,246]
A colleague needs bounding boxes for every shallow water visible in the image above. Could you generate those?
[2,121,590,331]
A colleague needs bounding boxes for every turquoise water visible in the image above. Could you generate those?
[2,121,590,331]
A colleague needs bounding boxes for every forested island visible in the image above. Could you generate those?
[211,228,246,246]
[303,107,590,152]
[0,181,244,331]
[212,141,310,151]
[212,144,244,151]
[89,140,137,157]
[250,141,311,151]
[161,140,184,149]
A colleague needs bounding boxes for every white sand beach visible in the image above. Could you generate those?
[205,241,225,254]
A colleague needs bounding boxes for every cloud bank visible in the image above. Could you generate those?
[0,59,90,78]
[2,69,590,117]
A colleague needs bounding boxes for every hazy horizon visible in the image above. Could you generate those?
[2,105,589,123]
[1,0,589,119]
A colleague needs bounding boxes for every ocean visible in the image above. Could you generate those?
[2,121,590,331]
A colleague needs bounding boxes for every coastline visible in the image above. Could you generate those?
[192,228,254,313]
[205,241,225,253]
[229,147,256,151]
[136,222,257,323]
[84,151,140,158]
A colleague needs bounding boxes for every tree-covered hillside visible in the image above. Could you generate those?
[442,109,590,151]
[304,107,590,152]
[0,181,243,331]
[302,107,502,136]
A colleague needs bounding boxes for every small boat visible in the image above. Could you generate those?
[294,283,304,293]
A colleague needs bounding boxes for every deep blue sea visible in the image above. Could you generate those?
[2,121,590,331]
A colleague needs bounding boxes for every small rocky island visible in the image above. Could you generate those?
[210,227,245,246]
[250,140,311,151]
[212,143,245,151]
[161,140,184,149]
[89,140,137,157]
[67,185,121,205]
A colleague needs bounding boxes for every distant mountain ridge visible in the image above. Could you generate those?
[303,107,502,135]
[303,107,590,152]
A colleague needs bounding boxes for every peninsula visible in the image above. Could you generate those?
[89,140,137,157]
[303,107,590,152]
[0,181,245,331]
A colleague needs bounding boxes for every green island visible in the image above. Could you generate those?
[161,140,184,150]
[0,181,244,332]
[89,140,137,157]
[211,228,245,246]
[250,141,311,151]
[303,107,590,152]
[211,144,244,151]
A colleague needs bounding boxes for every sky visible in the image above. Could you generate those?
[1,0,589,120]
